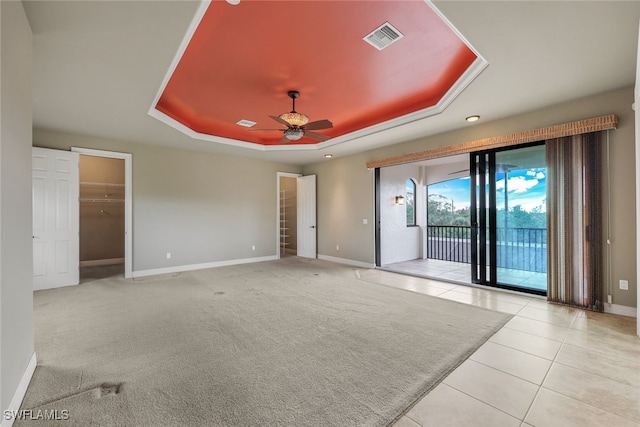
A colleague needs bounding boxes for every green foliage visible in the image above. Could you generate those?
[406,200,415,225]
[428,194,547,229]
[427,194,470,226]
[497,204,546,229]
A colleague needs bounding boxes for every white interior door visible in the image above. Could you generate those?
[636,19,640,336]
[33,147,80,290]
[297,175,317,259]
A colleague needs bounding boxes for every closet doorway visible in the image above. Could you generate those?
[73,147,133,280]
[278,173,299,258]
[79,155,125,282]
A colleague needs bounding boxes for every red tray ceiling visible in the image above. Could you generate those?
[154,0,478,146]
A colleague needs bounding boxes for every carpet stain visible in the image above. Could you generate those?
[25,382,124,409]
[213,291,225,296]
[99,383,122,397]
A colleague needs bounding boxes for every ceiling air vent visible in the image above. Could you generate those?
[236,119,256,128]
[363,22,404,51]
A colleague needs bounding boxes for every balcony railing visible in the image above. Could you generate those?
[426,225,547,273]
[427,225,471,264]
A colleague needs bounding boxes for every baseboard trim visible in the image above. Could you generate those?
[1,352,37,427]
[80,258,124,267]
[317,254,375,269]
[131,256,278,278]
[604,303,637,317]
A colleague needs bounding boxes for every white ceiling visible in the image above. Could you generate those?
[23,1,640,166]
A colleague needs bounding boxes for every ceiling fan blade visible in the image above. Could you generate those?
[279,135,290,144]
[303,130,330,142]
[448,169,470,175]
[269,115,292,127]
[303,119,333,130]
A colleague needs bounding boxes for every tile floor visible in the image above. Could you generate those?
[382,258,547,292]
[357,269,640,427]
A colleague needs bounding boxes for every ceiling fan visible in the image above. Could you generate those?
[252,90,333,143]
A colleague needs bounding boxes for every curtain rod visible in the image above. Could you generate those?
[365,114,618,169]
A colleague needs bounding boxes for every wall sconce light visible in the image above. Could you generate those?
[395,195,405,205]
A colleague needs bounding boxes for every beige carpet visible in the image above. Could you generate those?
[20,258,511,426]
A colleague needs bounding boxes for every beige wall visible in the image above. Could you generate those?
[34,130,302,273]
[303,155,376,265]
[79,155,125,262]
[1,0,35,412]
[304,86,637,309]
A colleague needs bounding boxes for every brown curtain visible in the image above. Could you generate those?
[546,132,603,311]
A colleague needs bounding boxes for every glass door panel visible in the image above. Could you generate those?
[471,143,547,295]
[495,145,547,292]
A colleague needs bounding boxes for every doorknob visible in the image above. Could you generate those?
[310,225,316,229]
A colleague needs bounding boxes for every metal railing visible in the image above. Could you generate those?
[426,225,547,273]
[426,225,471,264]
[496,227,547,273]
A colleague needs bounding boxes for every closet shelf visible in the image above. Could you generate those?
[80,181,125,188]
[80,198,124,204]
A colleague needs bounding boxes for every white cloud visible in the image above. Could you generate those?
[511,198,546,213]
[496,176,540,193]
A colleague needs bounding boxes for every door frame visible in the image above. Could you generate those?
[276,172,302,258]
[72,147,133,279]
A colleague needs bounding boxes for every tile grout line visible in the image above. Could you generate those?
[438,381,525,423]
[467,356,548,389]
[520,310,581,423]
[549,313,640,425]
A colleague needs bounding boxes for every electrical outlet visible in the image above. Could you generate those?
[336,245,340,251]
[607,294,612,304]
[362,218,368,225]
[252,245,256,251]
[166,252,171,259]
[619,279,629,290]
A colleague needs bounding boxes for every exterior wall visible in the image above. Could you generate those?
[33,129,302,274]
[304,86,637,309]
[380,164,421,265]
[1,0,35,414]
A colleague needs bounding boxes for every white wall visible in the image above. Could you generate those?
[380,164,422,265]
[0,0,35,415]
[424,160,469,186]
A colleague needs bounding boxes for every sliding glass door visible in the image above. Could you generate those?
[471,143,547,295]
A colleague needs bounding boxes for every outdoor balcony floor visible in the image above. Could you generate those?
[382,258,547,293]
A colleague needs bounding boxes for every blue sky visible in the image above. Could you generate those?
[429,168,547,212]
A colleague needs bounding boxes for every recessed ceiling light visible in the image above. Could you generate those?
[236,119,256,128]
[226,0,240,5]
[466,115,480,122]
[324,154,333,158]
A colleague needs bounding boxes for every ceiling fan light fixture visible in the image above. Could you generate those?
[279,111,308,127]
[284,128,304,141]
